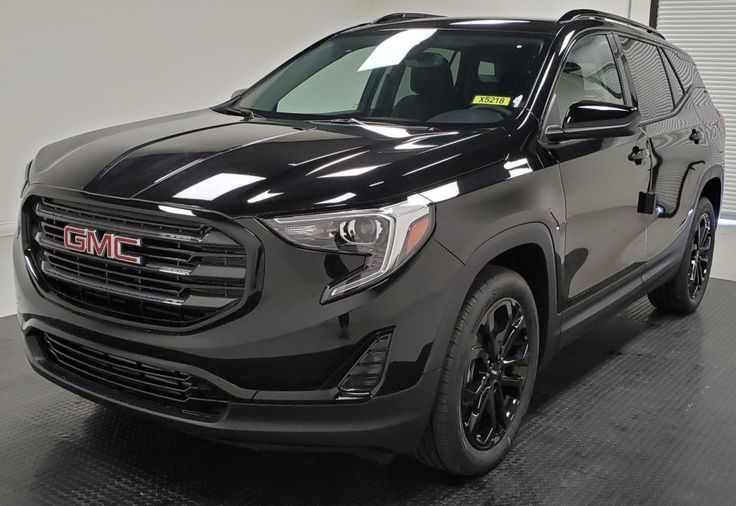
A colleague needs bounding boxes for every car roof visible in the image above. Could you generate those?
[350,12,675,44]
[348,16,562,36]
[343,12,690,56]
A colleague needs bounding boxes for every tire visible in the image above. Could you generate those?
[415,266,540,475]
[648,197,716,314]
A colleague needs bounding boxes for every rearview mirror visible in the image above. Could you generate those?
[545,101,641,142]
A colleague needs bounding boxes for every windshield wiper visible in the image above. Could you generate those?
[314,117,368,125]
[312,117,441,132]
[220,106,264,120]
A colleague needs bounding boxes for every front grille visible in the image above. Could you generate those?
[40,332,228,419]
[28,198,248,327]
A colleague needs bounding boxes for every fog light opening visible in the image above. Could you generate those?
[337,330,392,399]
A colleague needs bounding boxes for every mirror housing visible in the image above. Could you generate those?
[230,88,247,99]
[545,101,641,141]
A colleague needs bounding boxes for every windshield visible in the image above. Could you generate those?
[235,28,551,127]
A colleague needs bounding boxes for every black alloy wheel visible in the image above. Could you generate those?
[415,266,539,475]
[647,197,716,314]
[688,212,712,299]
[462,298,529,450]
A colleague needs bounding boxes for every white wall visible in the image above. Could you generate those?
[369,0,651,24]
[0,0,372,315]
[0,0,372,225]
[0,0,651,316]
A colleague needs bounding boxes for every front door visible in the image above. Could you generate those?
[545,33,651,306]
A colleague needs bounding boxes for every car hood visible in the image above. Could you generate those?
[30,109,512,217]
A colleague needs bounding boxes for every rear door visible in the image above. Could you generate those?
[616,36,711,269]
[544,33,650,306]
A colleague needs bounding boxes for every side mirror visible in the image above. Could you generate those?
[230,88,247,99]
[545,101,641,142]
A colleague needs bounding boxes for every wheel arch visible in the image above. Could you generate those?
[694,165,724,218]
[700,172,723,219]
[426,222,562,374]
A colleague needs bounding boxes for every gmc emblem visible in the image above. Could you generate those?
[63,225,142,265]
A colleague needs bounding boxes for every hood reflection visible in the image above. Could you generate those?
[174,173,265,201]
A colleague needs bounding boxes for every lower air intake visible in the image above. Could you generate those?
[40,332,228,420]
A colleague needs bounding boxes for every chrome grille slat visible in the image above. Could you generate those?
[42,248,244,291]
[29,198,248,326]
[35,201,212,244]
[39,199,204,232]
[42,261,184,297]
[38,226,246,262]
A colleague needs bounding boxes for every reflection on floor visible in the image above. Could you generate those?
[2,280,736,504]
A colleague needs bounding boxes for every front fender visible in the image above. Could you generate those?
[425,222,561,374]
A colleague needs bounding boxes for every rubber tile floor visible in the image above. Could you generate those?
[2,280,736,505]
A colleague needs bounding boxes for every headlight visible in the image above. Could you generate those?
[263,197,434,302]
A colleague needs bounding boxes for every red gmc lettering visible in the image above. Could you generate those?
[63,225,87,253]
[62,226,142,265]
[87,232,112,257]
[114,236,142,264]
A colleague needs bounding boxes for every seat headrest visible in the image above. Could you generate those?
[406,53,453,98]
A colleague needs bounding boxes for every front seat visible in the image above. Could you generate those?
[393,53,460,121]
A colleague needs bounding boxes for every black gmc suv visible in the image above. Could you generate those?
[15,10,725,475]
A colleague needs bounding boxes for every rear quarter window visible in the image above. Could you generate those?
[661,50,684,104]
[664,49,705,90]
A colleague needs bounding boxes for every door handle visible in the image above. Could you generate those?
[628,147,650,165]
[689,129,703,144]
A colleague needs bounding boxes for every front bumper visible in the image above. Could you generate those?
[14,202,463,454]
[25,328,441,454]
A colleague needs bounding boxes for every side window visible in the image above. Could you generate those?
[277,47,373,114]
[664,49,704,90]
[661,50,684,104]
[619,37,674,120]
[551,34,624,124]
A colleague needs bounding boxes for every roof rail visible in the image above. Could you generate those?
[372,12,443,24]
[558,9,664,39]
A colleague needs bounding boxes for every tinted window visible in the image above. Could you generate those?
[278,47,373,114]
[393,47,460,107]
[427,47,460,83]
[620,37,673,119]
[661,50,684,104]
[665,49,704,90]
[551,34,624,123]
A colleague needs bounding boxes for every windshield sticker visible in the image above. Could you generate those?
[471,95,512,106]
